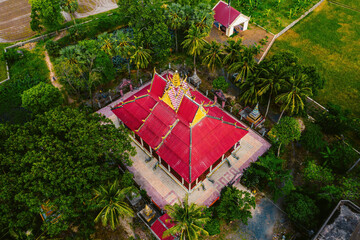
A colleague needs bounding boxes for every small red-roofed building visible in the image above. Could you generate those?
[112,71,249,192]
[213,0,250,36]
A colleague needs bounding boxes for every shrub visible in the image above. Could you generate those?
[21,82,63,114]
[120,170,134,188]
[216,186,255,223]
[303,160,334,186]
[45,40,60,57]
[204,218,220,236]
[285,192,319,228]
[212,76,229,92]
[4,48,23,65]
[317,103,351,135]
[321,142,357,173]
[300,123,326,152]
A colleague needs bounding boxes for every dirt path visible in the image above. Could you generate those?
[44,50,74,104]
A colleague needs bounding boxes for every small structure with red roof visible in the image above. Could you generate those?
[213,0,250,36]
[112,71,249,192]
[150,213,176,240]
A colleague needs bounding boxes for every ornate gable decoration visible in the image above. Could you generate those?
[162,71,190,111]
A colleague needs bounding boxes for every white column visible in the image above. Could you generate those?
[182,178,184,184]
[210,164,213,172]
[140,138,143,147]
[196,178,198,185]
[222,154,225,161]
[243,20,249,31]
[168,165,170,172]
[226,26,234,37]
[159,157,161,165]
[189,183,191,191]
[150,148,152,155]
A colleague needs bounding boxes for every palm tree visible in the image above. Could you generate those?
[163,194,209,240]
[275,73,312,123]
[130,45,152,80]
[237,71,262,106]
[257,63,287,118]
[222,38,244,67]
[93,180,134,231]
[166,3,186,53]
[182,24,208,72]
[202,41,223,74]
[228,46,258,83]
[98,33,115,57]
[114,31,134,78]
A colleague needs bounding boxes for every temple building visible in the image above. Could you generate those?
[112,71,249,192]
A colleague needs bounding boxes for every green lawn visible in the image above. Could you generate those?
[269,1,360,116]
[333,0,360,9]
[0,43,10,81]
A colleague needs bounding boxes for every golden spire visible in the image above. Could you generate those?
[171,70,181,88]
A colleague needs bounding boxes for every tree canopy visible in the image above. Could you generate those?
[29,0,64,31]
[0,107,135,237]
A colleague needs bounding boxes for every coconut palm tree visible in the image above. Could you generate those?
[93,180,134,231]
[163,194,209,240]
[130,45,152,80]
[166,3,186,53]
[114,31,134,77]
[257,63,287,118]
[222,38,244,67]
[228,46,259,83]
[182,24,208,72]
[202,41,223,74]
[237,70,263,106]
[275,73,312,123]
[97,33,115,57]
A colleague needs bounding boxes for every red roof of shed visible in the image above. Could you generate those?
[213,1,241,27]
[151,214,175,240]
[112,72,248,184]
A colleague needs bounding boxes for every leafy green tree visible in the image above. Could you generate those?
[321,141,357,173]
[257,63,287,117]
[191,3,214,34]
[223,39,244,68]
[45,40,60,57]
[166,3,187,53]
[242,154,294,200]
[275,74,312,123]
[285,192,319,228]
[0,107,135,237]
[228,46,259,83]
[93,180,134,230]
[216,186,256,223]
[60,0,78,25]
[317,103,351,135]
[268,116,301,156]
[182,24,208,71]
[130,45,152,80]
[114,31,134,77]
[21,82,63,114]
[29,0,64,31]
[98,32,116,57]
[303,160,334,186]
[300,122,326,152]
[237,70,263,106]
[202,41,223,74]
[212,76,229,92]
[163,194,209,240]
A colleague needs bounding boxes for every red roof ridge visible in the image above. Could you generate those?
[135,102,159,132]
[112,94,149,110]
[155,119,180,150]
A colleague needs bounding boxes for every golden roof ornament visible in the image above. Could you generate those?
[171,70,181,88]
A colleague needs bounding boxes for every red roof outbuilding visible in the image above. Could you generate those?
[213,1,241,27]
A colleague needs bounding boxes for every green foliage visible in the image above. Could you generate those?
[93,180,134,230]
[317,103,351,135]
[216,186,256,223]
[204,218,220,236]
[212,76,229,92]
[303,160,334,185]
[21,82,63,114]
[4,48,23,65]
[0,107,135,236]
[202,41,223,73]
[29,0,63,31]
[120,171,134,188]
[242,154,294,200]
[228,46,259,83]
[163,194,209,239]
[182,24,208,69]
[300,122,326,152]
[268,116,301,156]
[321,141,357,173]
[0,49,49,123]
[46,40,60,57]
[285,192,319,228]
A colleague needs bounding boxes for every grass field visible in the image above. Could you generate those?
[0,44,10,81]
[269,1,360,116]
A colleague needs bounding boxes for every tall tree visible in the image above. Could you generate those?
[237,70,263,106]
[182,24,208,72]
[166,3,186,53]
[0,107,135,237]
[130,46,152,81]
[163,195,209,240]
[29,0,64,31]
[222,38,244,68]
[98,33,116,57]
[93,180,134,230]
[60,0,78,25]
[114,31,134,77]
[275,74,312,123]
[202,41,223,74]
[257,63,287,117]
[228,45,259,83]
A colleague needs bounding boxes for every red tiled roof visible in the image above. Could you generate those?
[213,1,241,27]
[112,73,248,184]
[151,218,174,240]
